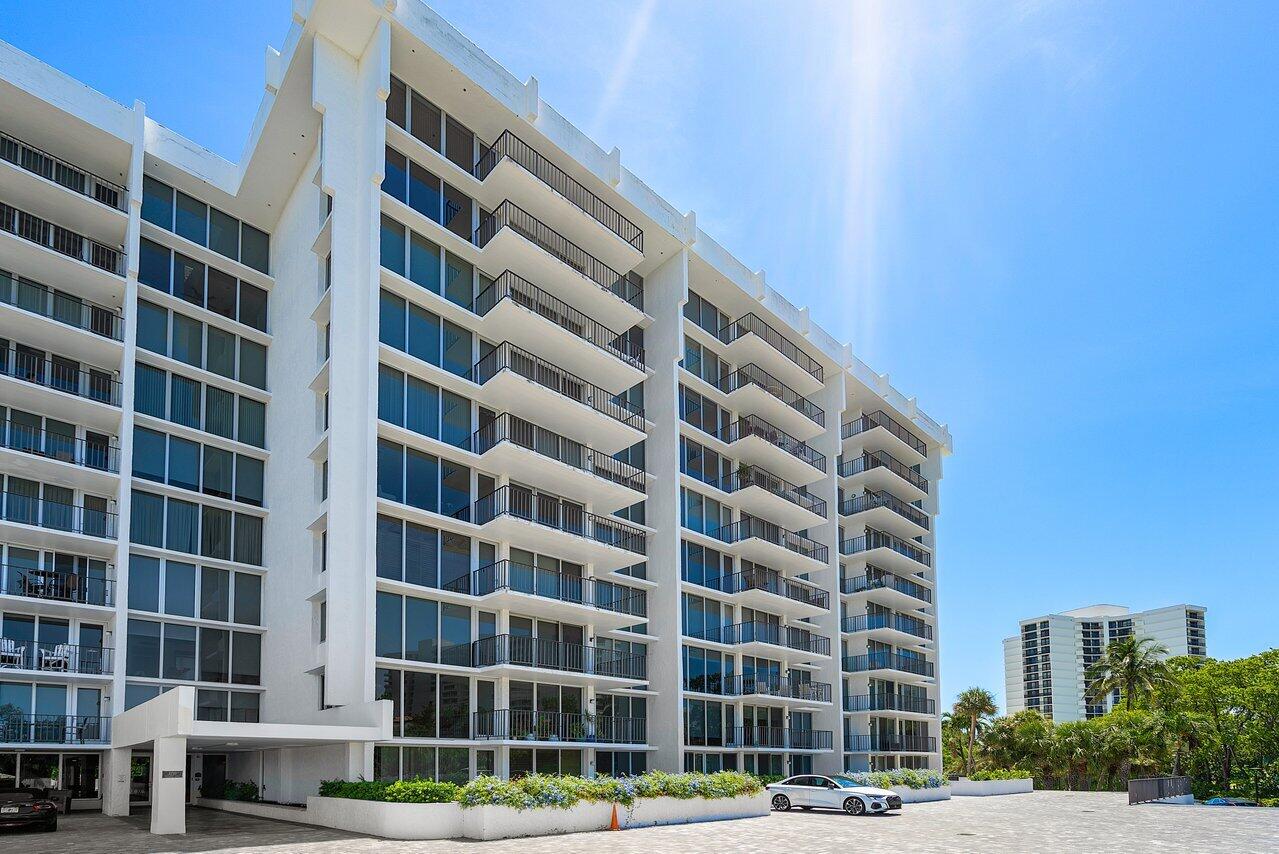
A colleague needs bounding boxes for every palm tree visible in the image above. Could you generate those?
[1086,636,1171,711]
[952,687,999,775]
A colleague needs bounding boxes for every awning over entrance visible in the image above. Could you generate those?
[103,686,391,834]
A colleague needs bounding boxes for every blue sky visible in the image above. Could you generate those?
[5,1,1277,711]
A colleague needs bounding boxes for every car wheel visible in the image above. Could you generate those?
[43,819,58,832]
[844,797,866,816]
[771,794,791,812]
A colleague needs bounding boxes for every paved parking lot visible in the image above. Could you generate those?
[4,791,1277,853]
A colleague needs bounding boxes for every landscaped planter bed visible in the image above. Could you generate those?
[307,797,463,839]
[951,777,1034,796]
[893,786,951,803]
[193,797,312,823]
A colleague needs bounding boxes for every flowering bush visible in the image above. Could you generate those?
[319,771,761,810]
[458,771,760,811]
[840,769,946,790]
[968,769,1032,781]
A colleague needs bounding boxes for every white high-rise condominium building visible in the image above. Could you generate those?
[0,0,950,829]
[1003,604,1207,722]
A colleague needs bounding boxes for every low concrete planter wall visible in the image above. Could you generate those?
[304,793,769,840]
[893,786,951,803]
[951,778,1034,796]
[193,797,312,823]
[307,797,462,840]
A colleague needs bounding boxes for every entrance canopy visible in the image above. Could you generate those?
[111,685,392,751]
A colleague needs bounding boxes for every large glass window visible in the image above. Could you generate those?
[376,592,403,658]
[128,555,161,612]
[199,627,230,682]
[231,631,261,684]
[162,623,197,680]
[164,561,197,617]
[126,619,161,678]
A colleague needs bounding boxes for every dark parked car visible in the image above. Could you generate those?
[0,788,59,832]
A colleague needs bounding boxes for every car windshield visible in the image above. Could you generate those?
[829,776,859,788]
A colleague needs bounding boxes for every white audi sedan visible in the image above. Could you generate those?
[766,774,902,816]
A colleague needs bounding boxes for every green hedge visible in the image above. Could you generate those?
[202,779,259,801]
[968,770,1032,781]
[316,778,460,803]
[319,771,762,811]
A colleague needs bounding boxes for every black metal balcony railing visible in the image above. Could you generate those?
[711,568,830,611]
[461,485,647,556]
[472,634,647,680]
[444,560,646,618]
[716,364,824,428]
[471,342,646,432]
[717,415,827,474]
[842,410,927,458]
[1,271,123,340]
[838,450,929,494]
[473,270,645,370]
[842,652,935,678]
[724,726,834,751]
[841,568,933,604]
[689,620,831,657]
[843,694,937,715]
[474,131,644,253]
[474,201,643,310]
[840,528,931,568]
[0,564,114,607]
[0,493,117,539]
[722,675,833,703]
[1,421,119,473]
[0,714,109,745]
[0,130,126,210]
[839,490,929,530]
[841,612,934,640]
[0,201,123,275]
[0,639,113,675]
[1,348,121,406]
[469,413,645,494]
[717,517,829,564]
[474,708,647,744]
[718,313,823,384]
[716,465,826,519]
[845,734,937,753]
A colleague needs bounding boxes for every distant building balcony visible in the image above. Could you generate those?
[1,130,126,210]
[838,449,928,500]
[1,269,123,341]
[840,568,933,606]
[474,130,644,253]
[474,708,646,745]
[1,420,118,474]
[721,675,832,704]
[0,493,117,540]
[840,528,931,571]
[715,363,824,438]
[842,651,935,678]
[841,612,934,641]
[687,620,831,658]
[717,517,828,570]
[0,564,114,608]
[718,312,823,391]
[842,409,927,463]
[471,633,647,682]
[843,693,936,715]
[717,415,827,482]
[714,464,826,529]
[0,714,109,745]
[0,639,113,676]
[845,734,937,753]
[838,489,929,537]
[0,201,123,276]
[724,726,834,751]
[443,559,646,626]
[0,345,121,406]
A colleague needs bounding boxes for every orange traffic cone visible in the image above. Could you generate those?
[609,802,621,831]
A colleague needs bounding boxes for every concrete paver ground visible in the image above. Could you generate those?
[4,791,1277,854]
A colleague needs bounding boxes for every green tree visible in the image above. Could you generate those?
[952,687,999,776]
[1086,636,1171,711]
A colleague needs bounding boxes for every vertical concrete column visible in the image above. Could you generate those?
[640,250,689,773]
[809,373,847,775]
[310,21,392,708]
[101,747,131,817]
[150,736,187,835]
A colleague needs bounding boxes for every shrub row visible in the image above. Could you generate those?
[319,771,762,811]
[840,770,947,790]
[968,769,1032,781]
[201,779,260,801]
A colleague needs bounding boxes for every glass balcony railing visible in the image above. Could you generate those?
[473,708,646,744]
[1,270,123,340]
[443,559,646,618]
[1,420,119,473]
[460,485,647,556]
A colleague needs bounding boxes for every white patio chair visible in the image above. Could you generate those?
[0,638,24,668]
[40,643,71,671]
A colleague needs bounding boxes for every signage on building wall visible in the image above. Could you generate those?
[162,770,184,779]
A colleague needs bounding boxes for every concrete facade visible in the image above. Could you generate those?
[0,0,951,816]
[1003,603,1207,722]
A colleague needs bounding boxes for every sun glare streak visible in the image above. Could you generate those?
[590,0,659,138]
